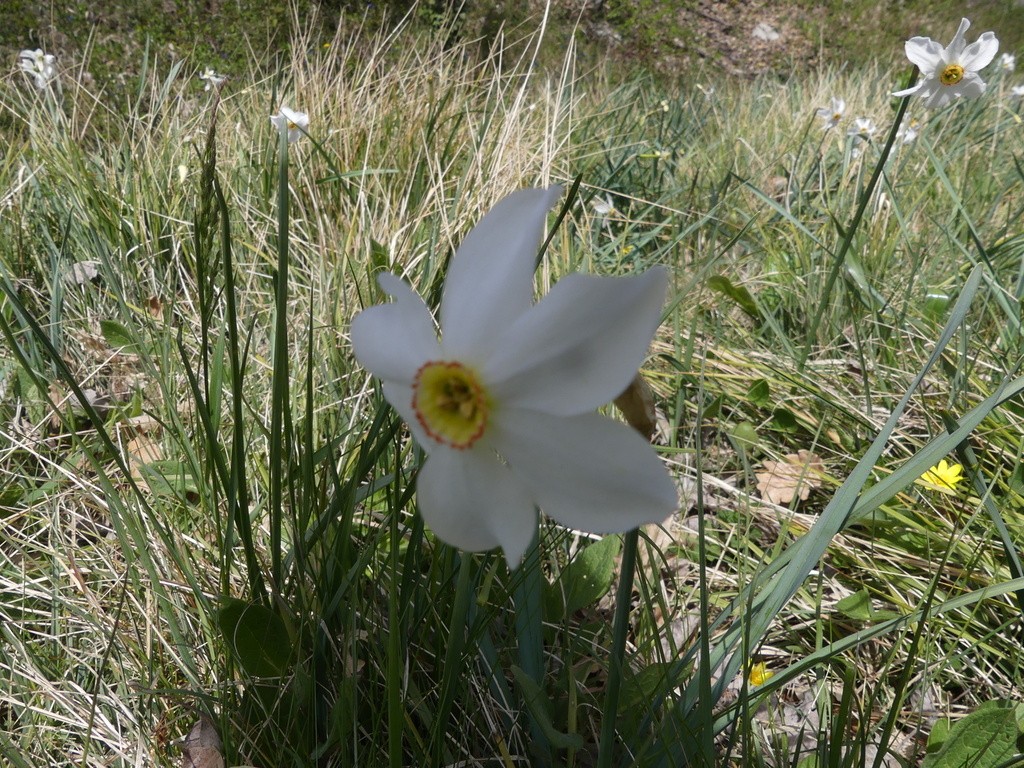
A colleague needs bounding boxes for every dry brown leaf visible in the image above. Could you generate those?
[181,714,224,768]
[147,294,164,318]
[124,418,163,482]
[755,450,824,506]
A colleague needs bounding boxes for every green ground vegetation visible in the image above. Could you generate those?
[4,4,1024,768]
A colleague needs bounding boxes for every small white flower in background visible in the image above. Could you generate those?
[893,17,998,109]
[270,105,309,143]
[351,186,678,567]
[199,68,226,91]
[897,117,921,143]
[1012,85,1024,98]
[999,52,1016,72]
[848,117,878,142]
[815,96,845,130]
[592,195,616,217]
[18,48,56,89]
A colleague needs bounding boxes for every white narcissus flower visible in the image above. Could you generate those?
[848,117,878,142]
[1012,85,1024,98]
[18,48,56,90]
[270,105,309,143]
[351,186,678,567]
[815,97,845,130]
[999,52,1016,72]
[897,117,921,144]
[199,68,226,91]
[893,18,999,109]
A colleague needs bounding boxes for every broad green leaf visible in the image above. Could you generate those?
[707,275,759,318]
[746,379,770,407]
[835,590,872,621]
[99,319,140,354]
[217,599,292,678]
[545,535,623,620]
[923,700,1024,768]
[561,535,621,616]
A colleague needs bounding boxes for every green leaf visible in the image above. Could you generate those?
[771,407,799,433]
[923,700,1024,768]
[561,535,621,616]
[99,319,139,354]
[835,590,872,621]
[728,421,759,452]
[707,275,759,318]
[924,291,951,322]
[746,378,770,407]
[546,535,622,620]
[217,598,292,678]
[510,665,585,751]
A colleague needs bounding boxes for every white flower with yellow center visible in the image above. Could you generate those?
[893,18,998,109]
[270,105,309,143]
[815,97,845,130]
[351,186,678,566]
[847,117,878,145]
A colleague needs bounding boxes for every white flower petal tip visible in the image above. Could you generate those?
[350,186,675,566]
[270,105,310,143]
[893,18,999,109]
[440,185,563,357]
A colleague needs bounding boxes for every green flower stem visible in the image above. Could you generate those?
[597,527,639,768]
[432,550,475,764]
[514,529,552,765]
[269,128,291,593]
[799,67,916,370]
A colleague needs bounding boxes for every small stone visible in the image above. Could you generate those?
[752,22,781,43]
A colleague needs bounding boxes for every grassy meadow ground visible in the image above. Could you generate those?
[4,6,1024,768]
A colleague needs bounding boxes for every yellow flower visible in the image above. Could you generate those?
[916,459,964,494]
[748,662,773,687]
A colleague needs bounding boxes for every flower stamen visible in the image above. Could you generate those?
[940,63,965,85]
[413,361,490,449]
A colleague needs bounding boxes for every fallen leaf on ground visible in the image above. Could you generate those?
[181,714,224,768]
[755,450,825,506]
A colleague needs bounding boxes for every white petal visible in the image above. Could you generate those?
[439,186,563,360]
[920,85,954,109]
[905,37,943,72]
[351,272,440,383]
[381,381,436,450]
[943,18,971,59]
[892,83,923,98]
[952,73,987,100]
[484,267,667,416]
[960,31,998,71]
[495,410,677,535]
[417,447,537,566]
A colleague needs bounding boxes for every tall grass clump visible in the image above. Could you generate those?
[3,8,1024,768]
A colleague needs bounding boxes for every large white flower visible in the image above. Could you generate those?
[270,105,309,143]
[351,186,678,566]
[893,18,999,109]
[18,48,56,90]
